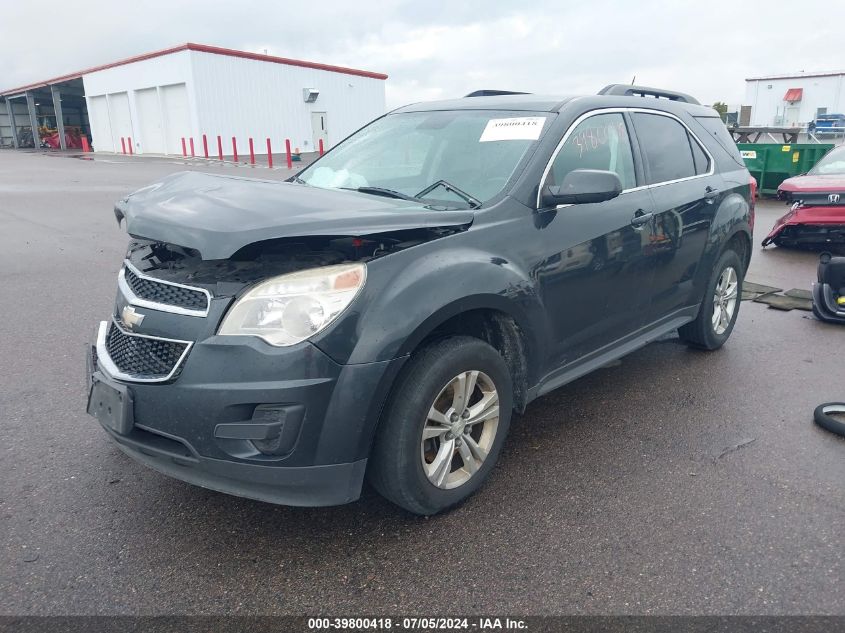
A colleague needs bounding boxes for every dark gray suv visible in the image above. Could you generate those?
[86,85,754,515]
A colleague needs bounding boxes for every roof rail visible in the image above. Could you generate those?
[598,84,700,105]
[464,90,529,97]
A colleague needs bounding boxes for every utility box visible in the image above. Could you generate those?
[737,143,834,196]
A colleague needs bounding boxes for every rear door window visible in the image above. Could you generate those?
[631,112,697,184]
[689,133,710,175]
[546,112,636,190]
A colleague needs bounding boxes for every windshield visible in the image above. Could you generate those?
[809,145,845,175]
[298,110,551,207]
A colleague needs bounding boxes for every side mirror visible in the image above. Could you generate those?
[541,169,623,207]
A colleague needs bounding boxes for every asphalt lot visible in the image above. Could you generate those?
[0,149,843,616]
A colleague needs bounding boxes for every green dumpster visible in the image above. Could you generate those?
[737,143,834,196]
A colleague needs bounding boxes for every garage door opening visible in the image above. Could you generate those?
[0,78,90,150]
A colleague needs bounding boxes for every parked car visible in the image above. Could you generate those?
[763,144,845,249]
[86,85,755,515]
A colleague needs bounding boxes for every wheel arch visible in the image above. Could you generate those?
[408,303,534,413]
[354,297,539,462]
[724,226,752,273]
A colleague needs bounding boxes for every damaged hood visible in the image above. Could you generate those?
[115,171,475,259]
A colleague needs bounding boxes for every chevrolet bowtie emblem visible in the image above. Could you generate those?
[121,305,145,330]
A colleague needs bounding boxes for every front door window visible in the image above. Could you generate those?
[545,112,636,191]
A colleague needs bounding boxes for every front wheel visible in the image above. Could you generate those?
[368,336,513,515]
[678,249,744,350]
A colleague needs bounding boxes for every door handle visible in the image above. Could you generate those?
[630,209,653,227]
[704,185,719,203]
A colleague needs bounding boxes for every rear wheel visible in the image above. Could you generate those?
[368,336,512,515]
[678,249,744,350]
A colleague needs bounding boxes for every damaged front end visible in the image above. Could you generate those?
[112,170,475,335]
[761,199,845,250]
[123,226,467,302]
[88,172,475,506]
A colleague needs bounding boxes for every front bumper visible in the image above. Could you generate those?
[87,320,405,506]
[762,205,845,247]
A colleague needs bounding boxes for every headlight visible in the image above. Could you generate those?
[218,263,366,346]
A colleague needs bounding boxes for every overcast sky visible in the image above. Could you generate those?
[3,0,842,109]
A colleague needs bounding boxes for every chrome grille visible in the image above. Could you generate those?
[123,265,209,311]
[100,320,191,382]
[119,261,210,316]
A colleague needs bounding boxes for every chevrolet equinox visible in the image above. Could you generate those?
[87,85,754,515]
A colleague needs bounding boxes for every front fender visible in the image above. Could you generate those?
[311,244,547,370]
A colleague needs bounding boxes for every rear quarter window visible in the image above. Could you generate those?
[693,116,745,168]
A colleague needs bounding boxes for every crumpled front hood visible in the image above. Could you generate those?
[115,171,474,260]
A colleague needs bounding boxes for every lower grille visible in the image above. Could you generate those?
[102,320,191,381]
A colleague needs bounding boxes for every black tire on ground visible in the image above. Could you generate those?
[813,403,845,438]
[678,249,745,350]
[367,336,513,515]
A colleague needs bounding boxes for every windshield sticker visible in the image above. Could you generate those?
[479,117,546,142]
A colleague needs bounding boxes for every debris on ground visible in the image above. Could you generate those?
[744,280,814,311]
[754,292,814,311]
[713,437,757,463]
[742,281,782,301]
[785,288,813,300]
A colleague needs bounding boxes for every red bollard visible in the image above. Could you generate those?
[319,138,325,156]
[202,134,209,159]
[189,137,195,157]
[128,137,133,155]
[81,136,90,153]
[285,139,292,169]
[232,137,238,163]
[217,135,223,160]
[181,138,187,157]
[120,138,126,154]
[266,138,273,168]
[248,137,255,165]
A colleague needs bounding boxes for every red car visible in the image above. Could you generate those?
[762,144,845,249]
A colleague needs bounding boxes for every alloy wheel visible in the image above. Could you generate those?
[712,266,738,335]
[420,370,500,489]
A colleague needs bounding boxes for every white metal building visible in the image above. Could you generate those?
[744,70,845,127]
[1,43,387,155]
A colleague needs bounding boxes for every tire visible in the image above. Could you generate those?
[678,249,744,350]
[814,403,845,438]
[367,336,513,515]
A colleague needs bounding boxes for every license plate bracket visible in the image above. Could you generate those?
[87,373,134,435]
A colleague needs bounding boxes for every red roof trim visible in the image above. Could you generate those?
[184,43,388,80]
[1,42,387,96]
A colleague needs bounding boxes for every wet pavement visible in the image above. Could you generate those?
[0,150,842,615]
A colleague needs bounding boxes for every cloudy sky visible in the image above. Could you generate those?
[3,0,842,109]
